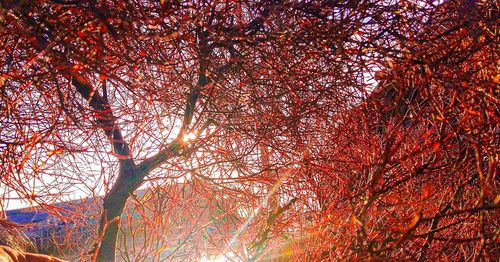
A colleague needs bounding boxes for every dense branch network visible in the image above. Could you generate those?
[0,0,497,261]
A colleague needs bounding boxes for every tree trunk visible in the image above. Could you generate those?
[95,165,142,261]
[95,194,127,261]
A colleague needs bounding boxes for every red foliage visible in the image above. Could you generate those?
[0,0,497,260]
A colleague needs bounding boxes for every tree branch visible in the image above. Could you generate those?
[70,72,132,161]
[136,30,210,175]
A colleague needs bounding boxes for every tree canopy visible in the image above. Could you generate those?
[0,0,498,261]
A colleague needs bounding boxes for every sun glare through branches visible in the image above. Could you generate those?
[0,0,498,261]
[183,132,197,143]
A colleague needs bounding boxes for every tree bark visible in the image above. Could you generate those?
[95,162,142,261]
[96,195,127,262]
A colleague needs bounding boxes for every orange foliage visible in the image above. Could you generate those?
[0,0,497,261]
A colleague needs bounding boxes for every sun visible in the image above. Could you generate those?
[183,132,196,142]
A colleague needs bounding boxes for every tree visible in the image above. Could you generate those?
[275,1,499,260]
[0,0,497,261]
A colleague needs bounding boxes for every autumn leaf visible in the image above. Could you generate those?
[408,213,420,229]
[422,184,433,200]
[431,142,440,151]
[351,215,363,226]
[492,74,500,84]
